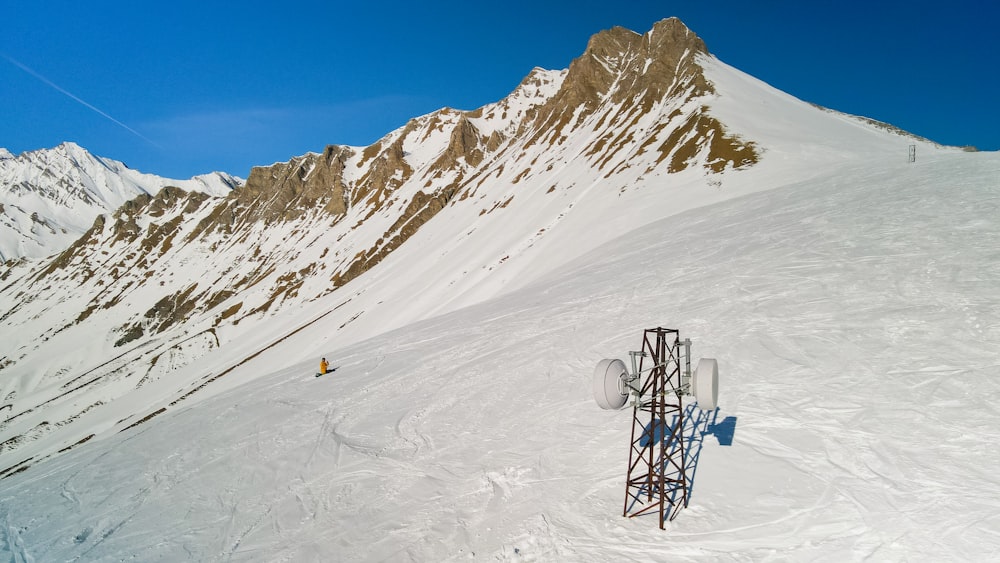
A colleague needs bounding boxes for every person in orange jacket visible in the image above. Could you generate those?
[319,357,329,375]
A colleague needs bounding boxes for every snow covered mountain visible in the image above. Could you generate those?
[0,141,242,261]
[2,17,997,561]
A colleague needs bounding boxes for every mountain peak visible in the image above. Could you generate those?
[55,140,85,152]
[514,16,749,174]
[582,17,708,70]
[36,141,91,161]
[647,17,708,53]
[544,17,712,113]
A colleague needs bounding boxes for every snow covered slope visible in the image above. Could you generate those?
[0,141,241,260]
[2,149,997,561]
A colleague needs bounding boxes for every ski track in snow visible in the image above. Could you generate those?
[0,152,999,560]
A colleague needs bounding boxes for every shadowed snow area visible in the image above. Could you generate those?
[2,150,998,561]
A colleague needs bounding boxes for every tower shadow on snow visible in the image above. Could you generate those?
[632,404,737,518]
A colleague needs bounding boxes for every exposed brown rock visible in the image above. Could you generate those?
[522,17,755,173]
[330,188,454,288]
[33,214,107,283]
[354,133,414,205]
[431,115,486,170]
[238,144,353,223]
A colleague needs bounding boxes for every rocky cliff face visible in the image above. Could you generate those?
[0,18,766,475]
[546,19,754,174]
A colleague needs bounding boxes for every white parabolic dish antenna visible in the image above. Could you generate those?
[593,358,629,410]
[692,357,719,410]
[592,351,719,411]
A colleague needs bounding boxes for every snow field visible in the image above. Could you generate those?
[2,150,998,561]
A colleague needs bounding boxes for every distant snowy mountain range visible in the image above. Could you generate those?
[0,142,242,261]
[2,18,996,561]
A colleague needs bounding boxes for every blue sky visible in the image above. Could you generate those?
[2,0,997,179]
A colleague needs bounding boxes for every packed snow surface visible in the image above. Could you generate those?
[2,149,998,561]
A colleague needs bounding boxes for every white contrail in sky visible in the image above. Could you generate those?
[2,53,159,147]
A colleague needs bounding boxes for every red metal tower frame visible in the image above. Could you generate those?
[622,327,689,528]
